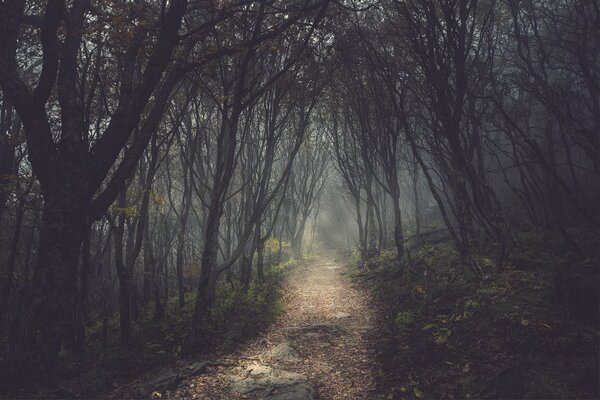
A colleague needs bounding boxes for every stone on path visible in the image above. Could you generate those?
[228,363,317,400]
[248,364,274,378]
[268,342,302,364]
[137,369,182,397]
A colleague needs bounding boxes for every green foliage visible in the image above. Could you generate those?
[376,250,398,265]
[352,232,599,400]
[349,248,362,267]
[270,259,298,275]
[433,327,452,345]
[86,260,290,362]
[476,286,502,296]
[112,206,138,218]
[143,292,197,356]
[209,279,284,340]
[464,299,480,312]
[264,237,289,254]
[263,236,293,265]
[394,311,414,334]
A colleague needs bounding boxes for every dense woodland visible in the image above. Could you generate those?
[0,0,598,398]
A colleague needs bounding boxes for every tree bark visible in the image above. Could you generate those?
[24,191,86,369]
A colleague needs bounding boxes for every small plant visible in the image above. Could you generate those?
[476,286,502,296]
[394,311,414,334]
[464,299,480,312]
[433,327,452,345]
[452,299,481,321]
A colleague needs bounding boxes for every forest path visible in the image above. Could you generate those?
[171,259,381,399]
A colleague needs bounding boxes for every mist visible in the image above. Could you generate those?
[0,0,597,398]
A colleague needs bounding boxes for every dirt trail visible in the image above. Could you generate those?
[170,259,381,399]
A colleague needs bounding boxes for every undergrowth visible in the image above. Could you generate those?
[353,228,599,400]
[19,259,298,398]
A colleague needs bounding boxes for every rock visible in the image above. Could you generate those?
[139,369,182,397]
[248,364,274,378]
[228,366,317,400]
[334,312,351,319]
[268,342,302,364]
[184,361,213,376]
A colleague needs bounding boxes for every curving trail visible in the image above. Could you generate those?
[170,259,381,399]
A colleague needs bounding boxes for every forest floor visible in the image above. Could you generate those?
[8,233,596,400]
[111,259,383,400]
[349,229,599,400]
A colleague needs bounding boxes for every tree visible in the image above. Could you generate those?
[0,0,188,368]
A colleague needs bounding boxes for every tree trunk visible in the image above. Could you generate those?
[176,184,192,308]
[257,237,266,281]
[412,167,421,247]
[292,217,306,260]
[23,193,86,370]
[175,231,187,308]
[1,194,25,313]
[192,208,221,334]
[118,271,132,347]
[365,189,377,258]
[75,224,92,357]
[392,194,404,260]
[113,200,132,347]
[240,254,253,292]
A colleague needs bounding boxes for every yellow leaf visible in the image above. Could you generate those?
[151,391,162,398]
[434,328,451,344]
[434,334,447,344]
[414,387,424,398]
[521,319,530,326]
